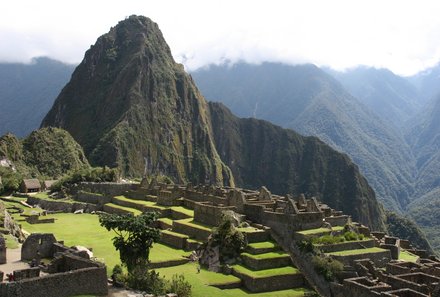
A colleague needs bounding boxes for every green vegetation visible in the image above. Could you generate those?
[385,211,433,253]
[232,264,299,278]
[399,250,419,262]
[311,255,343,281]
[99,212,160,272]
[327,247,387,256]
[4,234,19,249]
[296,226,344,236]
[241,252,288,260]
[211,213,247,262]
[0,128,90,180]
[52,166,118,192]
[0,166,22,193]
[104,203,142,215]
[312,231,366,245]
[247,241,277,250]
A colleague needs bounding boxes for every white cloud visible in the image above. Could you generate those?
[1,0,440,75]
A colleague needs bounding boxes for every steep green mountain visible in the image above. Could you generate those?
[209,102,385,230]
[192,63,415,211]
[41,15,233,185]
[326,66,421,127]
[0,57,75,137]
[41,15,387,230]
[0,127,89,178]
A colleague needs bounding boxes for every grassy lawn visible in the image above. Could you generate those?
[170,206,194,217]
[399,250,419,262]
[177,218,212,231]
[113,196,167,210]
[248,241,278,249]
[19,213,189,273]
[104,203,142,215]
[327,247,387,256]
[4,234,19,249]
[233,264,300,278]
[296,226,344,235]
[241,251,289,260]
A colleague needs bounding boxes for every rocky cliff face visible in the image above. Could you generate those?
[209,102,385,230]
[41,16,233,185]
[42,15,385,229]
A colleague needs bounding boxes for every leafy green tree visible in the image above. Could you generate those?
[0,167,22,194]
[99,212,160,273]
[211,213,247,262]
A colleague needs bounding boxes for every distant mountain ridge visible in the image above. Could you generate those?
[0,57,75,137]
[192,62,415,211]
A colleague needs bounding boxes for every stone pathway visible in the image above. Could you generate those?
[0,246,30,280]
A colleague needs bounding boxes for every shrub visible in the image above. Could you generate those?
[167,274,192,297]
[51,166,118,192]
[126,268,166,295]
[211,213,247,261]
[312,255,343,281]
[343,231,358,241]
[297,240,315,253]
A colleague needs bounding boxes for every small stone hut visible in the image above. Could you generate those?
[20,179,41,193]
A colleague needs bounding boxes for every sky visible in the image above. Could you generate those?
[2,0,440,76]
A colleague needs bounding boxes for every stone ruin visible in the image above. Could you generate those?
[0,233,107,297]
[0,235,6,265]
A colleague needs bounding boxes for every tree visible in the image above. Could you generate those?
[99,211,160,273]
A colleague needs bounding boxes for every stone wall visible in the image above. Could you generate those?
[47,253,101,273]
[76,190,111,206]
[74,182,138,197]
[332,250,391,267]
[21,233,57,261]
[0,236,6,264]
[13,267,40,281]
[193,202,235,226]
[232,268,303,292]
[27,196,97,213]
[0,266,108,297]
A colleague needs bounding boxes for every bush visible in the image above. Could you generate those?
[126,268,166,295]
[312,255,343,281]
[211,213,247,261]
[51,166,118,192]
[297,240,315,253]
[167,274,192,297]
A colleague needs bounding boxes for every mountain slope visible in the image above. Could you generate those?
[326,66,421,127]
[40,15,388,230]
[192,62,415,211]
[0,127,89,178]
[41,15,233,185]
[209,102,385,230]
[0,57,75,137]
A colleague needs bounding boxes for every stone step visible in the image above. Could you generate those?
[246,241,280,255]
[232,264,304,293]
[241,252,292,270]
[326,247,392,267]
[237,227,270,243]
[172,219,212,241]
[112,196,169,216]
[103,203,141,216]
[160,230,189,250]
[316,238,376,253]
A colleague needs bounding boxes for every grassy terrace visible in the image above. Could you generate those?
[237,227,266,233]
[327,247,387,256]
[170,206,194,217]
[104,203,142,215]
[177,218,212,231]
[399,250,420,262]
[113,196,167,210]
[161,229,189,239]
[248,241,278,250]
[296,226,344,235]
[241,251,289,260]
[233,264,300,278]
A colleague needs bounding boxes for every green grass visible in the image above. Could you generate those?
[327,247,387,256]
[237,227,265,233]
[158,217,174,226]
[233,264,300,278]
[104,203,142,215]
[177,218,212,232]
[162,229,189,239]
[170,206,194,217]
[4,234,19,249]
[296,226,344,235]
[19,213,189,274]
[399,250,419,262]
[113,195,167,210]
[241,252,289,260]
[34,192,50,199]
[248,241,278,250]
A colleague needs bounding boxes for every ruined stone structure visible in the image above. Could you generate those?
[19,180,440,297]
[0,235,6,264]
[1,233,108,297]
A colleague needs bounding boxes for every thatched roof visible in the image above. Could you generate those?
[22,179,41,190]
[43,180,57,189]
